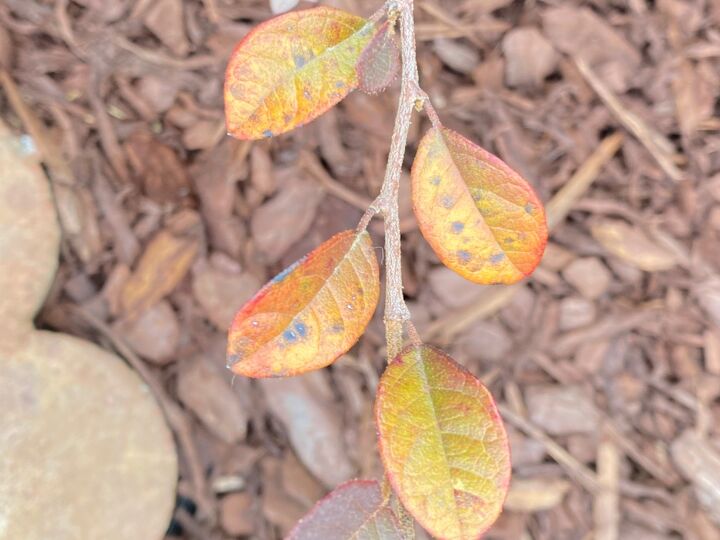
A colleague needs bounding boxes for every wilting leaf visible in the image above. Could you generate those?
[411,126,547,284]
[376,345,510,539]
[358,20,400,94]
[225,7,376,140]
[289,480,404,540]
[227,230,379,377]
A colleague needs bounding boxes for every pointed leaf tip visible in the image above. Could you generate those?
[376,345,511,539]
[411,126,548,284]
[227,230,380,378]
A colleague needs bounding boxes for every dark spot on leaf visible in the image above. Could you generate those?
[441,195,455,209]
[457,250,471,263]
[524,203,534,214]
[451,221,464,234]
[471,189,483,201]
[330,322,344,333]
[335,81,345,88]
[262,130,273,138]
[431,176,441,185]
[491,253,505,264]
[303,89,311,100]
[283,329,297,342]
[294,321,307,338]
[294,55,306,68]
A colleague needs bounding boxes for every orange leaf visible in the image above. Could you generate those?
[376,345,510,539]
[411,127,547,284]
[288,480,403,539]
[227,230,379,378]
[225,7,376,140]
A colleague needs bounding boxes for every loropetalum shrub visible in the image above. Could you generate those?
[224,2,548,538]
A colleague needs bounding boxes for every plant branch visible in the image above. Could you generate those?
[359,0,423,360]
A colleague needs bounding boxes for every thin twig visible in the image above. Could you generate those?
[364,0,423,359]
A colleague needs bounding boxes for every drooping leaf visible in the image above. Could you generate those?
[357,20,400,94]
[411,126,547,284]
[227,230,379,378]
[288,480,404,540]
[225,6,376,140]
[375,345,511,540]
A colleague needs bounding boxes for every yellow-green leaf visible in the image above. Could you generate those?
[411,126,547,284]
[289,480,404,540]
[224,6,376,140]
[375,345,510,540]
[227,230,379,378]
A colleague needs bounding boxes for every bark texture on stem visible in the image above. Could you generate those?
[377,0,420,360]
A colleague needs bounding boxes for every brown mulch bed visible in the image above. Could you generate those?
[2,0,720,538]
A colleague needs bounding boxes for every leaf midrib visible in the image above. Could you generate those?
[412,350,466,539]
[263,232,368,347]
[245,17,374,127]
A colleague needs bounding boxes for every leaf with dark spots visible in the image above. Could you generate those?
[224,7,377,139]
[375,345,511,540]
[227,230,380,377]
[411,126,547,284]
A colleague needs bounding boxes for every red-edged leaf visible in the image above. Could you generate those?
[411,126,547,284]
[227,230,379,378]
[375,345,511,540]
[357,21,400,94]
[288,480,404,540]
[224,7,377,140]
